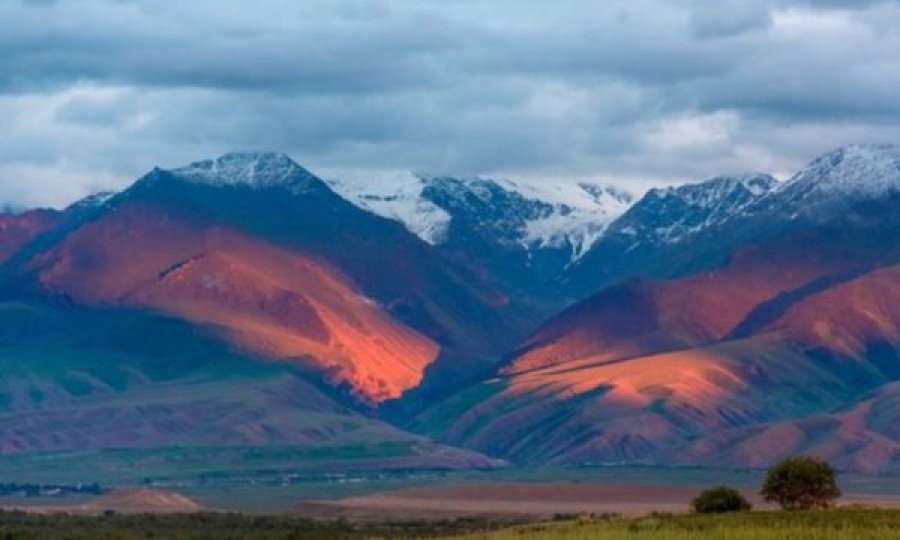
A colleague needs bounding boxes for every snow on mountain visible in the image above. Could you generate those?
[607,173,778,246]
[85,144,900,266]
[501,179,635,258]
[328,172,635,260]
[324,172,452,245]
[767,144,900,218]
[170,152,320,192]
[66,190,117,212]
[606,145,900,249]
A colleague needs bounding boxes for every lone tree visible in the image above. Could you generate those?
[692,486,752,514]
[761,455,841,510]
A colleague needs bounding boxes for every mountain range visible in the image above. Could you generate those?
[2,144,900,474]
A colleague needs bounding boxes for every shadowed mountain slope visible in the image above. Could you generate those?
[0,300,498,469]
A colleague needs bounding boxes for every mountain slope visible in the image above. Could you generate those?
[0,300,497,470]
[0,209,62,264]
[510,229,859,375]
[410,334,871,464]
[330,173,634,312]
[6,144,900,475]
[4,153,533,407]
[763,144,900,221]
[563,173,777,297]
[566,144,900,298]
[414,145,900,472]
[26,204,439,402]
[652,261,900,472]
[414,255,900,469]
[330,173,634,258]
[675,382,900,474]
[413,227,900,466]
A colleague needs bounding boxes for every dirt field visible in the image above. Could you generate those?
[297,483,707,518]
[1,488,204,515]
[6,481,900,518]
[296,482,900,519]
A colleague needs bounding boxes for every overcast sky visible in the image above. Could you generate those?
[2,0,900,208]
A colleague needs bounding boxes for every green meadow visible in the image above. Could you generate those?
[457,509,900,540]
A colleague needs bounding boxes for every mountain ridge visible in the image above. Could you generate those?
[168,151,321,191]
[329,173,635,261]
[413,145,900,473]
[4,144,900,474]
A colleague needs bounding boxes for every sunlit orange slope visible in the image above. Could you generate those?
[508,236,858,375]
[412,333,868,464]
[27,203,439,403]
[414,229,900,471]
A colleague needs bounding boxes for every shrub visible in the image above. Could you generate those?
[692,486,752,514]
[761,455,841,510]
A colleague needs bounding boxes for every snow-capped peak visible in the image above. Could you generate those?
[170,152,319,191]
[327,172,635,260]
[774,144,900,207]
[608,172,777,245]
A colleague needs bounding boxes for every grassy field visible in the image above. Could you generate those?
[1,508,900,539]
[0,511,521,540]
[462,509,900,540]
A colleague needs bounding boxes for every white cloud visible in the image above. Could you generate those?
[0,161,120,209]
[641,111,740,152]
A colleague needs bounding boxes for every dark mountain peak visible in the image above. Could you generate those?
[609,172,777,246]
[65,191,117,213]
[646,173,776,204]
[167,151,322,192]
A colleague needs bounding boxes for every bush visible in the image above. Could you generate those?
[692,486,752,514]
[761,455,841,510]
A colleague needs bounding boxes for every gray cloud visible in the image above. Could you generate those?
[790,0,898,8]
[1,0,899,207]
[689,1,773,38]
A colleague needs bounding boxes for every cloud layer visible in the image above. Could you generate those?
[1,0,900,207]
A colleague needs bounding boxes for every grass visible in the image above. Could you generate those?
[1,508,900,539]
[0,511,522,540]
[459,509,900,539]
